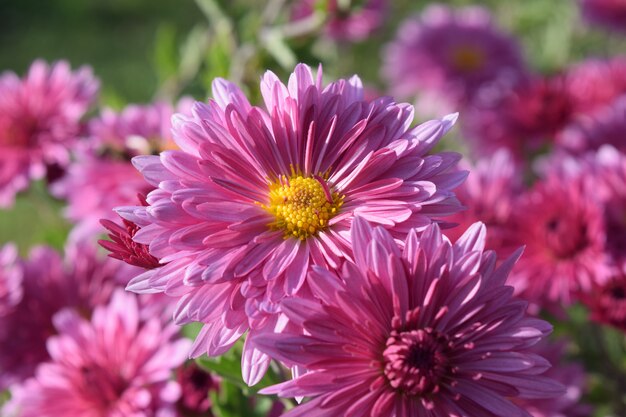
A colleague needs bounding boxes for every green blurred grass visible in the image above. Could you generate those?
[0,0,203,102]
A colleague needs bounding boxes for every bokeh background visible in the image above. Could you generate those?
[1,0,624,252]
[2,1,626,415]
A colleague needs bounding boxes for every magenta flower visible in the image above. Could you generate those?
[257,218,563,416]
[383,4,525,104]
[580,0,626,33]
[8,290,190,417]
[444,150,521,250]
[0,244,22,317]
[515,339,591,417]
[462,75,573,160]
[99,193,162,270]
[291,0,387,41]
[174,362,219,416]
[565,57,626,114]
[579,145,626,266]
[0,242,132,389]
[120,63,465,385]
[558,96,626,155]
[504,172,610,307]
[53,100,190,240]
[584,272,626,332]
[0,60,98,207]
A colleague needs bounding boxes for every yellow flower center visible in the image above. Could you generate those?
[262,172,344,240]
[451,46,485,72]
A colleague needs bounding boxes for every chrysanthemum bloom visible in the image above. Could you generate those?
[577,145,626,265]
[0,242,131,389]
[0,60,98,207]
[291,0,387,41]
[504,173,610,307]
[8,290,190,417]
[580,0,626,33]
[444,150,521,250]
[174,362,218,416]
[100,193,162,270]
[0,244,22,317]
[120,63,465,385]
[382,4,525,104]
[565,57,626,114]
[462,74,573,160]
[584,272,626,332]
[558,96,626,155]
[53,100,191,240]
[515,339,591,417]
[257,218,563,416]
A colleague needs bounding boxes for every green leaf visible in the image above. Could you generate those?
[195,338,285,395]
[178,24,211,83]
[153,24,178,84]
[261,29,297,70]
[0,181,70,254]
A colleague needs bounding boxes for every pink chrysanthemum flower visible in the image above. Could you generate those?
[0,243,22,317]
[0,242,132,389]
[584,272,626,332]
[462,74,574,160]
[558,96,626,155]
[174,362,219,416]
[291,0,387,41]
[580,0,626,33]
[8,290,190,417]
[515,339,591,417]
[53,100,191,240]
[444,150,521,250]
[383,4,525,104]
[257,218,563,416]
[0,60,99,207]
[565,57,626,114]
[120,63,465,385]
[99,193,163,270]
[577,145,626,266]
[504,172,610,307]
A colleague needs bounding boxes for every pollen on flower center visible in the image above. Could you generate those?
[262,172,344,240]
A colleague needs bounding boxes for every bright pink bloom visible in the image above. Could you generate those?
[558,96,626,155]
[383,4,525,104]
[580,0,626,33]
[0,244,22,317]
[291,0,387,41]
[53,100,190,240]
[515,339,591,417]
[0,243,132,389]
[462,74,574,160]
[565,57,626,114]
[8,290,190,417]
[120,63,465,385]
[505,172,610,307]
[258,218,563,416]
[444,150,521,250]
[0,60,98,207]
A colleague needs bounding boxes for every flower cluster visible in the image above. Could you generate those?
[6,0,625,411]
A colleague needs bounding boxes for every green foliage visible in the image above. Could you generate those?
[196,339,293,416]
[0,181,70,254]
[196,339,284,395]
